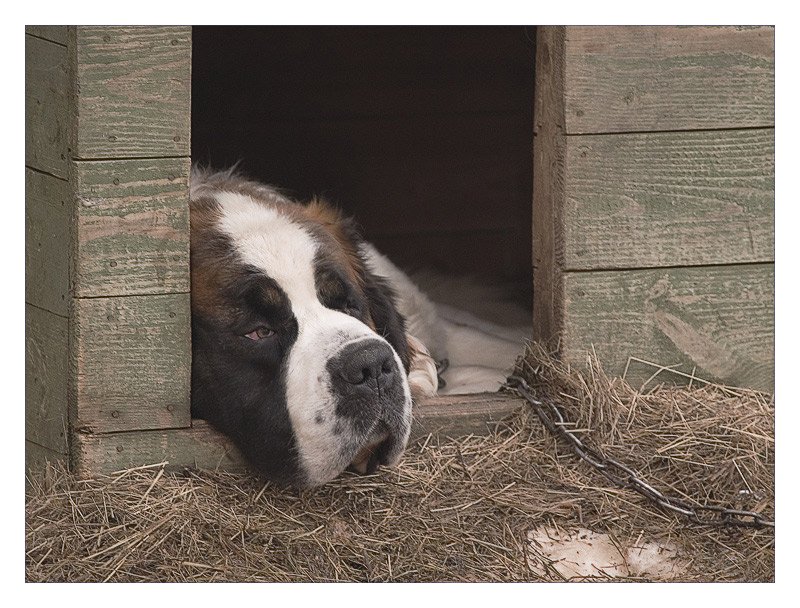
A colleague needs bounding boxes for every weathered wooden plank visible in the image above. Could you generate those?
[73,158,190,297]
[564,26,774,134]
[562,264,774,392]
[25,33,70,178]
[73,394,522,477]
[411,393,524,442]
[26,26,68,46]
[26,304,69,453]
[26,441,68,477]
[73,421,248,477]
[72,293,191,434]
[532,26,567,345]
[564,129,775,270]
[25,169,71,316]
[73,26,191,159]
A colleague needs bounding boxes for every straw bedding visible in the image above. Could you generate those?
[25,344,774,582]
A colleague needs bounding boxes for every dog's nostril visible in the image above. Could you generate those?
[336,341,396,386]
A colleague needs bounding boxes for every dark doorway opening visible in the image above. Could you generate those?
[192,26,534,295]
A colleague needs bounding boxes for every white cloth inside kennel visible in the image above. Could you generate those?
[360,244,530,395]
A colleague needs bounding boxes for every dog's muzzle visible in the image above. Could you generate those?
[327,339,411,473]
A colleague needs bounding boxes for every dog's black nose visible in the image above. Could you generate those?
[335,340,397,387]
[328,340,405,437]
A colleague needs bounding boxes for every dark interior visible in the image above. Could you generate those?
[192,25,534,299]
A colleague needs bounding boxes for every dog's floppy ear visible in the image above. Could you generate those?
[305,197,411,372]
[362,269,411,373]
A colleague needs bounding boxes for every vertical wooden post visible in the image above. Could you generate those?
[532,26,566,347]
[26,26,194,475]
[26,27,72,470]
[68,27,193,468]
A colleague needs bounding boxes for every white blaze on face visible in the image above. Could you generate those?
[214,191,411,486]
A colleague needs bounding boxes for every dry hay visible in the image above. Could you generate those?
[25,344,774,582]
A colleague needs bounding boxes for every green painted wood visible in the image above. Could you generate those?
[26,304,69,454]
[73,26,191,159]
[564,26,774,134]
[72,293,191,434]
[564,129,775,270]
[73,158,190,297]
[562,264,774,392]
[73,420,248,477]
[25,169,71,316]
[25,33,71,178]
[25,26,68,46]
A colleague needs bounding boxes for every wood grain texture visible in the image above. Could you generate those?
[411,393,524,442]
[73,394,522,477]
[26,26,68,46]
[562,264,774,392]
[532,26,566,344]
[26,304,69,453]
[73,158,190,297]
[73,420,248,477]
[25,169,71,316]
[26,441,68,478]
[73,26,191,159]
[72,293,191,434]
[564,129,775,270]
[25,34,71,178]
[564,26,774,134]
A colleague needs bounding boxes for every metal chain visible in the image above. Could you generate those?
[503,375,775,529]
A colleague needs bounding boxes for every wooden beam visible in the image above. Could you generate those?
[73,420,248,477]
[73,393,524,477]
[25,26,68,46]
[72,26,191,159]
[563,129,775,270]
[564,26,774,134]
[26,304,69,454]
[25,33,70,178]
[26,441,68,478]
[25,169,71,316]
[532,26,566,345]
[72,293,191,434]
[411,393,524,442]
[72,158,191,298]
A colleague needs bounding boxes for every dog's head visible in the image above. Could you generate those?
[189,169,413,487]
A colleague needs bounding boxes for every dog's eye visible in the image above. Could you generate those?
[244,327,275,341]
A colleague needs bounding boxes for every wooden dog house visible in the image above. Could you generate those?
[25,25,774,476]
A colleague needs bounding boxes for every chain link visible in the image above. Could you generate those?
[504,375,774,529]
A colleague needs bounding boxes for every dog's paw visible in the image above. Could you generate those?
[406,335,439,403]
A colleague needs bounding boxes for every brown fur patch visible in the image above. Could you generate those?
[189,194,227,315]
[303,197,366,290]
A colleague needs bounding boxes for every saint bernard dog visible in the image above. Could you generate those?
[189,167,528,488]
